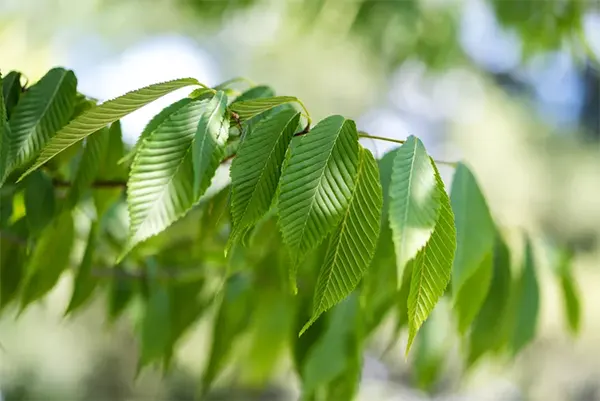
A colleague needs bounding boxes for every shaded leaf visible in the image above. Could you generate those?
[201,273,253,393]
[232,85,275,103]
[453,251,493,334]
[19,77,202,180]
[229,109,301,246]
[192,91,229,198]
[450,162,496,303]
[406,160,455,353]
[556,250,581,335]
[65,223,99,316]
[8,67,77,169]
[140,264,171,367]
[20,211,74,310]
[107,266,137,321]
[0,218,28,310]
[302,147,382,334]
[24,171,55,235]
[468,236,512,365]
[412,306,448,391]
[389,136,440,284]
[230,96,300,121]
[0,72,10,186]
[511,237,539,354]
[278,116,359,289]
[2,71,23,119]
[93,121,126,215]
[302,294,361,399]
[67,127,110,208]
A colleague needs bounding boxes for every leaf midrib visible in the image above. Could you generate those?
[397,139,419,263]
[291,121,345,261]
[314,151,365,315]
[235,115,296,227]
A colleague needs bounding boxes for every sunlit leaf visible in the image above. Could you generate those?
[19,77,202,180]
[192,91,230,198]
[8,67,77,169]
[278,116,359,289]
[123,99,211,258]
[302,147,382,334]
[389,136,440,284]
[119,98,193,165]
[511,237,539,354]
[229,109,301,247]
[406,160,455,353]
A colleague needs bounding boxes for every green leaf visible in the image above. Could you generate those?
[302,293,361,399]
[107,266,137,321]
[450,162,496,302]
[24,171,56,235]
[20,211,74,310]
[140,264,171,367]
[468,236,512,365]
[8,67,77,169]
[278,115,359,288]
[93,121,126,216]
[19,77,202,180]
[123,99,210,258]
[192,91,230,198]
[453,251,493,334]
[229,109,301,246]
[556,250,581,335]
[202,273,253,393]
[301,147,382,334]
[119,98,193,165]
[0,218,28,310]
[510,237,539,354]
[230,96,303,121]
[232,85,275,103]
[67,127,110,208]
[2,71,23,119]
[163,276,208,369]
[406,160,456,354]
[412,305,448,391]
[0,72,10,186]
[242,290,294,385]
[389,136,441,284]
[65,223,99,316]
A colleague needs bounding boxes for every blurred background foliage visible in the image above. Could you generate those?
[1,0,599,400]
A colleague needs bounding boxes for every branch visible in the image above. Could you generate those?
[358,133,405,145]
[52,179,127,188]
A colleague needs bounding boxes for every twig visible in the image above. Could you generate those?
[52,179,126,188]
